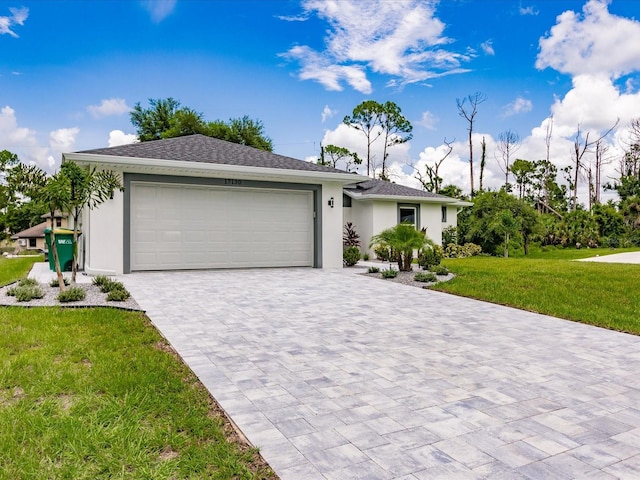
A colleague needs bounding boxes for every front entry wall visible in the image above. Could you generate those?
[123,174,322,273]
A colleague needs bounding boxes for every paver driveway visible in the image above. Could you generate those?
[122,268,640,479]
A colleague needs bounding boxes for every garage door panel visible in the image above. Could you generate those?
[130,183,314,271]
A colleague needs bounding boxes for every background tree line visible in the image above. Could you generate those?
[324,96,640,257]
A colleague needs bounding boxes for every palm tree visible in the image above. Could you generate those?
[370,223,434,271]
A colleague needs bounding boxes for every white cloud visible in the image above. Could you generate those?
[417,111,438,130]
[108,130,139,147]
[281,0,472,92]
[276,13,309,22]
[321,105,336,123]
[481,40,495,56]
[283,45,372,93]
[503,97,533,117]
[87,98,131,119]
[49,127,79,153]
[141,0,176,23]
[0,105,57,171]
[536,0,640,79]
[519,5,539,16]
[0,6,28,37]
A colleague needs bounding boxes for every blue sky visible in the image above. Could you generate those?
[2,0,640,199]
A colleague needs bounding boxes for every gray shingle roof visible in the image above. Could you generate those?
[77,134,350,174]
[11,221,47,239]
[345,179,453,199]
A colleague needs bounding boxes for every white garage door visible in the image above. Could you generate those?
[130,182,314,271]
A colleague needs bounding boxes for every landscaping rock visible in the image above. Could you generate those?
[0,281,142,310]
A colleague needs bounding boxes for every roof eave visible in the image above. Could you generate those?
[63,152,365,184]
[347,192,464,204]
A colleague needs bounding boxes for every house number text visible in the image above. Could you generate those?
[224,179,242,185]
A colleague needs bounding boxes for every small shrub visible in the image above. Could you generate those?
[57,286,86,303]
[605,237,620,248]
[49,277,70,287]
[92,275,111,288]
[343,246,361,267]
[367,266,380,273]
[14,285,45,302]
[381,269,398,279]
[343,222,361,247]
[430,265,449,276]
[94,277,126,293]
[107,285,131,302]
[7,278,40,297]
[442,225,458,246]
[418,246,443,269]
[373,244,390,261]
[444,242,482,258]
[362,252,370,261]
[414,272,437,283]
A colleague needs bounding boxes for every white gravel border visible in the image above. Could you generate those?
[0,281,143,311]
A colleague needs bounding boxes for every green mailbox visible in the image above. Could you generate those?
[44,228,80,272]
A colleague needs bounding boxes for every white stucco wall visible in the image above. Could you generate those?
[346,200,374,256]
[84,169,125,275]
[321,182,347,268]
[350,199,458,256]
[419,202,444,246]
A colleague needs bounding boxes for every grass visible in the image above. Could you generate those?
[0,307,275,479]
[0,256,43,287]
[433,248,640,334]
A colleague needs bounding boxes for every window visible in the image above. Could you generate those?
[399,206,417,228]
[56,218,62,227]
[28,238,37,248]
[441,206,447,223]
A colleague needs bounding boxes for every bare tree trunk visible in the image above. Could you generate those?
[543,117,554,214]
[479,136,486,192]
[457,92,486,195]
[468,126,474,194]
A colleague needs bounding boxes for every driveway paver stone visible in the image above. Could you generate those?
[121,267,640,479]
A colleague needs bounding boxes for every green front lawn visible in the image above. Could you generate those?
[0,307,275,479]
[0,255,43,287]
[434,250,640,334]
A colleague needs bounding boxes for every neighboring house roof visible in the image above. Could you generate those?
[41,211,65,219]
[345,178,472,206]
[10,221,47,240]
[74,134,350,175]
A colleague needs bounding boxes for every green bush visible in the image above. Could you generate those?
[373,244,390,261]
[367,266,380,273]
[442,225,458,246]
[414,272,437,283]
[343,246,361,267]
[362,252,370,261]
[57,286,86,303]
[94,276,126,293]
[92,275,111,288]
[107,285,131,302]
[381,269,398,279]
[430,265,449,276]
[7,278,39,297]
[49,277,70,287]
[443,242,482,258]
[15,285,44,302]
[418,245,443,269]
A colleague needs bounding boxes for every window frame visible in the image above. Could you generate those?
[397,203,420,229]
[441,206,448,223]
